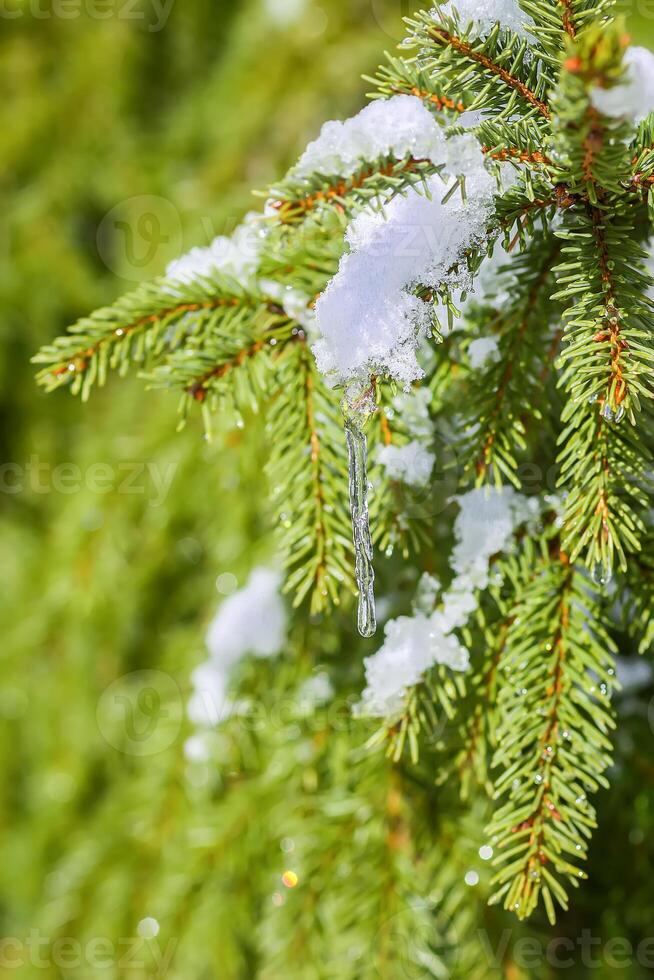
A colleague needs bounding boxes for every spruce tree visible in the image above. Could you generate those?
[27,0,654,975]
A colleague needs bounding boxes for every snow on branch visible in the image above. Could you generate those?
[357,487,538,717]
[313,167,497,387]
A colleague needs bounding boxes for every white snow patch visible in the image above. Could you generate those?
[378,440,435,487]
[187,661,232,727]
[187,568,287,730]
[184,732,213,763]
[392,387,433,438]
[205,567,287,662]
[468,336,500,368]
[432,0,533,37]
[590,47,654,123]
[166,213,264,286]
[413,572,442,614]
[357,486,537,717]
[356,613,469,717]
[313,168,496,387]
[450,486,536,583]
[293,95,472,179]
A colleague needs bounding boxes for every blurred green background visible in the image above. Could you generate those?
[2,1,654,977]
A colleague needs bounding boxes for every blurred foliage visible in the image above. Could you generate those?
[2,1,654,977]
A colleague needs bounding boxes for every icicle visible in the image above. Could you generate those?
[343,384,377,638]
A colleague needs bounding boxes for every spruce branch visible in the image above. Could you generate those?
[33,274,283,401]
[405,9,553,120]
[454,526,559,800]
[459,233,563,487]
[146,297,295,423]
[487,549,617,923]
[544,23,654,572]
[30,1,654,930]
[268,155,439,225]
[367,379,433,558]
[475,118,554,170]
[373,55,470,114]
[623,534,654,654]
[266,342,354,612]
[516,0,606,62]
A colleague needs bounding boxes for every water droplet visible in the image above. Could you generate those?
[216,572,238,596]
[592,561,612,587]
[137,918,160,940]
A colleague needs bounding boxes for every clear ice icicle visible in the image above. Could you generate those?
[343,387,377,638]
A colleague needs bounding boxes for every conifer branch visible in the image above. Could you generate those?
[33,276,285,400]
[405,9,553,120]
[269,155,437,224]
[266,342,354,612]
[368,380,433,558]
[373,56,469,113]
[30,1,654,933]
[488,552,617,923]
[559,0,577,39]
[623,535,654,653]
[456,615,508,799]
[459,235,562,487]
[548,24,654,571]
[427,28,550,118]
